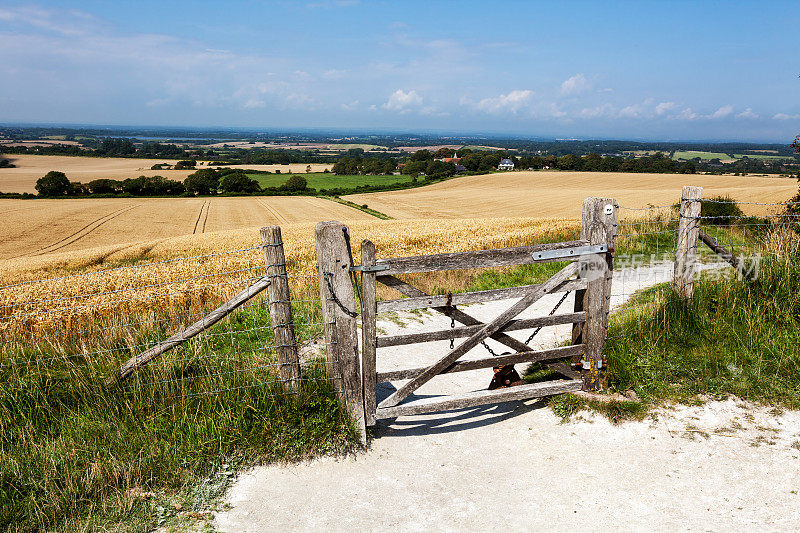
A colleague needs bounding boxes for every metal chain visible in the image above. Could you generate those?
[322,271,358,318]
[524,290,572,345]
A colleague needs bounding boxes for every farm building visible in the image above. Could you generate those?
[498,158,515,170]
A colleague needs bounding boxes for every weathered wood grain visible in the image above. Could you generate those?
[375,379,582,419]
[376,344,584,381]
[673,186,703,299]
[377,312,585,348]
[376,279,586,313]
[360,239,378,426]
[261,226,301,393]
[315,221,366,443]
[376,239,589,275]
[698,229,755,280]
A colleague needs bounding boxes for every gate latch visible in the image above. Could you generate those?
[532,244,608,261]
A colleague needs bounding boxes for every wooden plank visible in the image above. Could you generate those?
[377,275,580,381]
[378,261,580,409]
[698,229,754,280]
[315,221,366,444]
[261,226,301,393]
[375,379,581,419]
[376,278,586,313]
[377,312,585,348]
[376,239,589,275]
[360,239,378,426]
[377,344,584,381]
[112,275,271,384]
[673,186,703,299]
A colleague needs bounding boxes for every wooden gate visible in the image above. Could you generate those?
[355,198,618,426]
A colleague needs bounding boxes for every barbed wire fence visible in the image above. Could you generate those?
[0,228,344,408]
[606,188,800,343]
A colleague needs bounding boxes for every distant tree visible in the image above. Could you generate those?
[281,175,308,192]
[35,171,71,196]
[174,159,197,170]
[433,147,455,159]
[121,176,184,196]
[219,172,260,193]
[0,158,14,168]
[425,160,456,179]
[184,169,220,195]
[680,162,696,174]
[87,179,121,194]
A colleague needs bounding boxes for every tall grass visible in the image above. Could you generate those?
[605,227,800,406]
[0,294,358,531]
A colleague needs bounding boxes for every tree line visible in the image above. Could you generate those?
[31,168,311,198]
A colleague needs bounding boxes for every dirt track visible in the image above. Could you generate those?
[215,265,800,532]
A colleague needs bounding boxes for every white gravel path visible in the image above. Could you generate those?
[215,264,800,532]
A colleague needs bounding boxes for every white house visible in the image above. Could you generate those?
[498,158,514,171]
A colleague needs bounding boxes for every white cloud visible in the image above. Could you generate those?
[475,89,533,113]
[708,105,733,119]
[655,101,677,115]
[774,113,800,120]
[735,108,758,119]
[242,99,266,109]
[340,100,359,111]
[578,103,615,118]
[618,103,645,118]
[677,107,699,120]
[383,89,423,111]
[560,73,590,95]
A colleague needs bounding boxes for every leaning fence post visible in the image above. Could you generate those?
[575,197,618,392]
[261,226,301,393]
[673,185,703,299]
[315,221,366,443]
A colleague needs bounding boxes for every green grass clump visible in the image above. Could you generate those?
[249,172,411,191]
[0,298,358,531]
[604,235,800,407]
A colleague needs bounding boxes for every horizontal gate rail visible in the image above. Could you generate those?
[378,261,581,409]
[374,239,590,276]
[375,379,582,419]
[377,313,585,348]
[377,344,584,382]
[376,278,586,313]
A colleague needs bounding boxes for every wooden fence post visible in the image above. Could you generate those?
[360,239,378,427]
[673,185,703,299]
[575,197,618,392]
[261,226,301,393]
[315,221,366,443]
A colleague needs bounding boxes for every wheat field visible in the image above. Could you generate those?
[344,171,797,219]
[0,196,374,259]
[0,154,332,193]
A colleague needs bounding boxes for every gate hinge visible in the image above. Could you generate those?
[350,264,390,273]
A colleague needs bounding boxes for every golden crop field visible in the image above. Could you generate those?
[344,171,797,219]
[0,154,332,193]
[0,217,580,339]
[0,196,373,260]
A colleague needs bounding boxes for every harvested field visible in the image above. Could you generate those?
[344,171,797,219]
[0,196,373,259]
[0,154,332,193]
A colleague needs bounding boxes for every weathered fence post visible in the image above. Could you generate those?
[673,185,703,299]
[574,197,618,391]
[315,221,366,443]
[261,226,301,393]
[360,239,378,427]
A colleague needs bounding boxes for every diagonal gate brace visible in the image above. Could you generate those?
[378,261,580,408]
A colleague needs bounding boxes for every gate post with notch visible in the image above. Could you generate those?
[360,239,378,426]
[261,225,302,393]
[673,185,703,300]
[574,197,618,392]
[314,221,366,442]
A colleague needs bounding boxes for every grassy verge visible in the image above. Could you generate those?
[325,196,393,219]
[604,238,800,408]
[0,293,358,531]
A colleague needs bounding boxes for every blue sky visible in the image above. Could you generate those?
[1,0,798,141]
